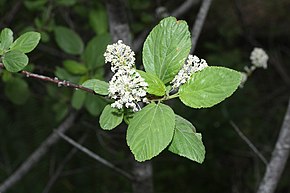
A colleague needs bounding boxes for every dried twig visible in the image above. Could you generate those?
[0,111,77,193]
[230,121,268,165]
[190,0,213,54]
[0,63,95,95]
[257,98,290,193]
[56,131,133,181]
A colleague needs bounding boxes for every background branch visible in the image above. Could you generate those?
[256,98,290,193]
[0,111,77,193]
[190,0,213,54]
[56,131,133,181]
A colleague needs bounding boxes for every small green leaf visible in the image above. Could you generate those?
[0,28,13,51]
[99,105,123,130]
[179,66,242,108]
[127,103,175,162]
[4,77,30,105]
[63,60,87,75]
[143,17,191,83]
[84,94,107,116]
[137,70,166,96]
[82,34,111,69]
[168,115,205,163]
[71,90,86,110]
[56,0,76,6]
[82,79,109,95]
[10,32,41,53]
[3,50,29,72]
[54,26,84,55]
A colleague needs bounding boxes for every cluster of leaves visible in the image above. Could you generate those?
[0,15,241,163]
[83,17,242,162]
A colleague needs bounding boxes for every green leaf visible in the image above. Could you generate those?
[0,28,13,51]
[10,32,41,53]
[142,17,191,84]
[84,94,107,116]
[82,79,109,95]
[89,9,108,35]
[168,115,205,163]
[127,103,175,161]
[4,77,30,105]
[137,70,166,96]
[99,105,123,130]
[179,66,242,108]
[82,34,111,69]
[3,50,29,72]
[56,0,76,6]
[63,60,87,75]
[71,90,86,110]
[54,26,84,55]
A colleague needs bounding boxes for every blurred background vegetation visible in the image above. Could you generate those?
[0,0,290,192]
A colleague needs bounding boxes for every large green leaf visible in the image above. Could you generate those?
[142,17,191,84]
[99,105,123,130]
[89,9,108,35]
[2,50,28,72]
[137,70,166,96]
[82,34,111,69]
[168,115,205,163]
[10,32,41,53]
[0,28,13,51]
[54,26,84,55]
[82,79,109,95]
[179,66,242,108]
[127,103,175,161]
[84,94,107,116]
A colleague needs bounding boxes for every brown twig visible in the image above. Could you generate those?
[0,111,77,193]
[256,98,290,193]
[0,63,96,95]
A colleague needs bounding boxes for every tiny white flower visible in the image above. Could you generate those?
[104,40,135,72]
[108,68,148,112]
[239,72,248,88]
[170,54,208,90]
[250,48,268,69]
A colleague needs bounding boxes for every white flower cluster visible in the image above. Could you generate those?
[250,48,269,69]
[104,40,135,72]
[105,40,148,112]
[170,55,208,90]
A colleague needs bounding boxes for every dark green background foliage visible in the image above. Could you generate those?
[1,0,290,192]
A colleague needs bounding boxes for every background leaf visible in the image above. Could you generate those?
[0,28,14,51]
[179,66,242,108]
[82,34,111,69]
[99,104,123,130]
[142,17,191,83]
[63,60,87,75]
[168,115,205,163]
[127,103,175,161]
[71,90,86,110]
[82,79,109,95]
[137,70,166,96]
[10,31,41,53]
[4,77,30,105]
[3,50,29,72]
[54,26,84,55]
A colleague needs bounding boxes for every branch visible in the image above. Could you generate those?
[230,121,268,165]
[171,0,200,18]
[257,98,290,193]
[42,134,87,193]
[56,131,134,181]
[0,63,96,95]
[0,111,77,193]
[190,0,213,54]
